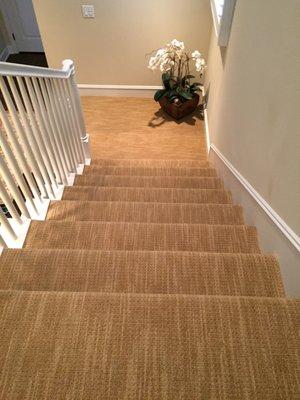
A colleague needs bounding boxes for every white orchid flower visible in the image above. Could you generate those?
[195,57,206,72]
[171,39,185,50]
[160,58,175,72]
[156,48,167,57]
[192,50,201,59]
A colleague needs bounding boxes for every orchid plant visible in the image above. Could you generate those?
[148,39,206,103]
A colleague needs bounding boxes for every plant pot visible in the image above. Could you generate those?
[159,93,200,120]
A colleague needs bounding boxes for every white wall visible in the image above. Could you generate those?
[33,0,212,86]
[205,0,300,296]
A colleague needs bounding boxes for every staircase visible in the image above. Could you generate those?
[0,66,299,399]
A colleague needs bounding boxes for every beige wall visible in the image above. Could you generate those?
[33,0,212,86]
[205,0,300,235]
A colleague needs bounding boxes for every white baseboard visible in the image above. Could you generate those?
[204,113,300,296]
[203,109,211,154]
[211,144,300,252]
[0,46,10,62]
[77,84,162,98]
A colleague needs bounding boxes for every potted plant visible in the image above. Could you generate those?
[147,39,206,120]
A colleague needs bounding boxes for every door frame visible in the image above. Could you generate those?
[0,0,43,54]
[0,0,18,54]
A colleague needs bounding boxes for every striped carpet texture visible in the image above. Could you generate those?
[84,165,218,176]
[0,291,299,400]
[47,200,244,224]
[63,186,233,203]
[74,174,223,189]
[24,221,260,253]
[1,114,299,397]
[0,249,284,296]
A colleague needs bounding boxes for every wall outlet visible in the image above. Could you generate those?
[82,5,95,18]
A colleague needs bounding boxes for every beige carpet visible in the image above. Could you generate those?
[0,292,299,400]
[0,97,299,399]
[0,249,284,296]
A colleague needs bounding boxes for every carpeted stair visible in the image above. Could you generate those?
[0,158,299,399]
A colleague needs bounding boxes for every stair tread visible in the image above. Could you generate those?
[0,291,298,399]
[84,165,217,177]
[0,249,284,296]
[47,200,244,224]
[63,186,233,203]
[24,221,260,253]
[74,174,223,189]
[92,158,211,168]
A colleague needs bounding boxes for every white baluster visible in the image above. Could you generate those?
[52,79,77,170]
[24,77,63,186]
[63,59,91,160]
[31,77,66,185]
[0,207,17,241]
[7,76,52,198]
[0,76,47,199]
[0,179,22,224]
[60,80,82,164]
[63,79,85,164]
[38,77,68,184]
[45,79,73,173]
[16,76,57,195]
[0,155,30,218]
[0,103,40,213]
[55,79,79,168]
[65,78,86,162]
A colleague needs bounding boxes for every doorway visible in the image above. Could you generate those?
[0,0,47,66]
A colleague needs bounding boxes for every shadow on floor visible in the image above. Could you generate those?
[7,52,48,68]
[148,105,204,128]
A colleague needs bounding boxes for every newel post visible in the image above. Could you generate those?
[62,59,91,162]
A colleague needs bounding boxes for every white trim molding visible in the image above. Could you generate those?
[203,109,211,154]
[210,0,237,47]
[204,110,300,296]
[77,84,162,97]
[210,144,300,252]
[0,46,10,62]
[203,111,299,252]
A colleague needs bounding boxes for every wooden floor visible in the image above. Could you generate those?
[81,97,207,160]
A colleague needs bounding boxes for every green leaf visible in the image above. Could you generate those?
[162,73,171,90]
[177,89,193,100]
[154,89,167,102]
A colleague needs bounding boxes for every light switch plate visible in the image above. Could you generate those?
[82,5,95,18]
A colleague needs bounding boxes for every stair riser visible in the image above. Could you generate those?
[47,202,244,225]
[0,250,284,297]
[85,166,217,177]
[91,159,211,168]
[63,187,233,204]
[0,292,298,399]
[25,222,260,253]
[74,176,223,189]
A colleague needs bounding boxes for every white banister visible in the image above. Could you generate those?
[0,59,91,247]
[0,61,73,79]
